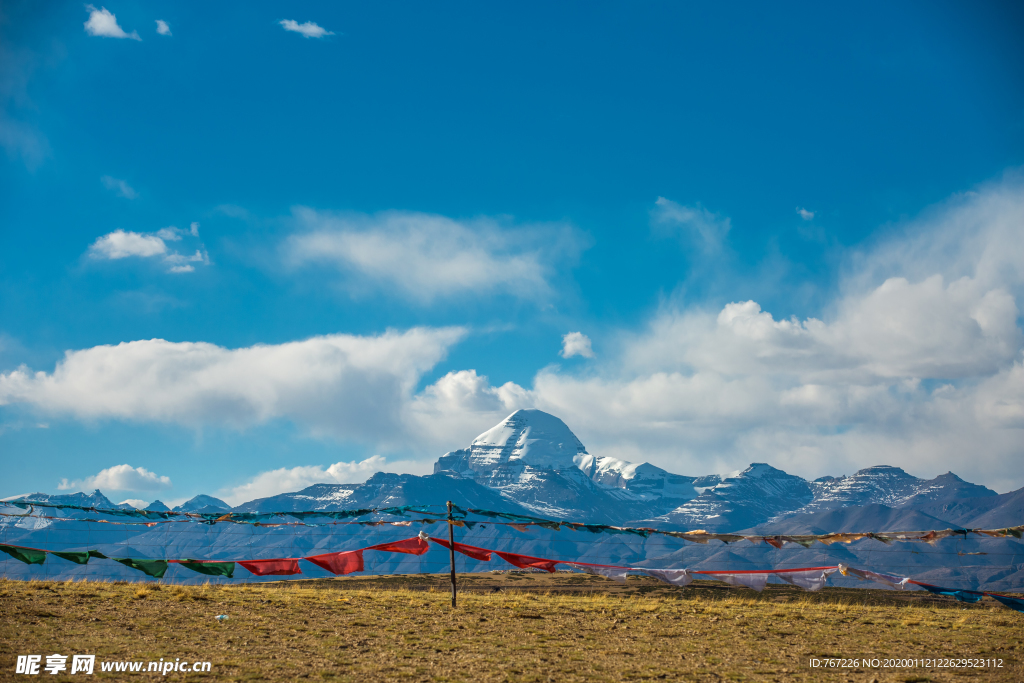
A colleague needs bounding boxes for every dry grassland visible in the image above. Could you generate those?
[0,573,1020,682]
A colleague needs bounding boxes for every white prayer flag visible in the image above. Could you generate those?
[838,564,910,590]
[572,564,630,583]
[641,568,693,587]
[774,568,838,591]
[717,573,768,592]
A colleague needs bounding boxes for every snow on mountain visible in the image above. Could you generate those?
[6,411,1009,531]
[233,484,359,513]
[469,409,586,470]
[172,494,231,514]
[434,409,586,481]
[574,455,699,502]
[8,490,133,510]
[909,487,1024,530]
[233,472,536,515]
[897,472,998,507]
[633,464,1003,532]
[144,500,170,512]
[434,409,698,520]
[638,464,815,531]
[800,466,996,515]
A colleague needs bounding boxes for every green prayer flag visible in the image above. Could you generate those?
[179,560,234,578]
[51,550,92,564]
[89,550,108,559]
[0,544,47,565]
[113,557,168,578]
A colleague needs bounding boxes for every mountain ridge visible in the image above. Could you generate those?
[10,409,1017,533]
[4,409,1021,590]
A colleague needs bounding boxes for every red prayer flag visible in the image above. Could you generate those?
[305,550,365,575]
[237,558,302,576]
[429,537,493,561]
[367,536,430,556]
[495,550,561,573]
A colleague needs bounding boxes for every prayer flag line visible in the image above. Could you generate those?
[0,540,1020,613]
[6,500,1020,548]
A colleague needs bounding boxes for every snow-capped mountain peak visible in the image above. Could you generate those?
[468,409,587,471]
[433,409,698,520]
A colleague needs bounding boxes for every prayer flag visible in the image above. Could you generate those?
[642,569,693,587]
[838,564,910,590]
[916,584,983,603]
[988,594,1024,613]
[0,544,47,565]
[495,551,561,573]
[774,567,838,592]
[51,550,92,565]
[367,536,430,556]
[177,560,235,578]
[113,557,168,579]
[715,572,769,592]
[238,559,302,576]
[429,538,493,561]
[304,550,364,575]
[571,564,629,583]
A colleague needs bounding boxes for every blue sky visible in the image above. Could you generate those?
[2,2,1023,505]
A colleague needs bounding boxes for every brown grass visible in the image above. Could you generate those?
[0,574,1020,682]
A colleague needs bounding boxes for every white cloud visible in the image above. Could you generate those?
[561,331,595,359]
[119,498,149,509]
[651,197,731,251]
[86,228,209,273]
[155,227,181,241]
[403,177,1024,491]
[622,276,1020,382]
[286,208,582,303]
[84,6,140,41]
[101,175,137,199]
[58,464,171,492]
[279,20,334,39]
[155,20,171,36]
[88,230,166,259]
[164,249,209,274]
[220,455,386,506]
[526,178,1024,491]
[406,369,529,448]
[796,207,814,220]
[0,327,467,444]
[7,177,1023,492]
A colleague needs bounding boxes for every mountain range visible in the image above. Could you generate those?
[11,409,1023,532]
[4,409,1022,590]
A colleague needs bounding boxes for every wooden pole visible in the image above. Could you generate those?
[447,500,457,608]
